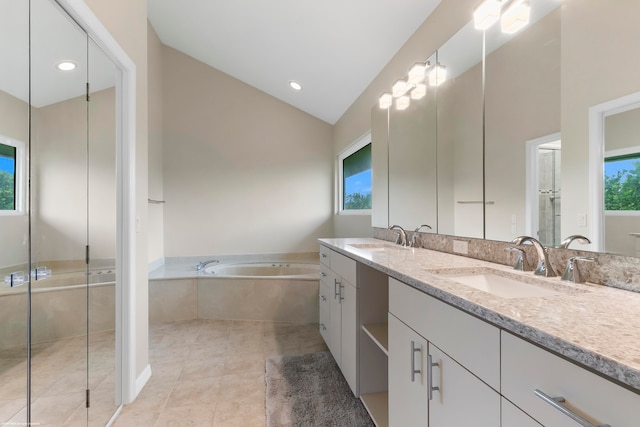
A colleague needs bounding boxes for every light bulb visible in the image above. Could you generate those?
[408,63,427,85]
[411,83,427,100]
[396,96,410,110]
[428,64,447,86]
[379,93,393,109]
[474,0,501,30]
[501,0,530,34]
[392,79,409,98]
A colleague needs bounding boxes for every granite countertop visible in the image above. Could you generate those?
[319,237,640,394]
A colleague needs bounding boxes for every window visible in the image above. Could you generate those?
[338,133,372,214]
[604,151,640,212]
[0,137,25,214]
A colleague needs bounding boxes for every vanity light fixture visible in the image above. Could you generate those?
[288,80,303,91]
[473,0,502,30]
[56,60,77,71]
[408,62,428,85]
[501,0,530,34]
[379,93,393,109]
[410,83,427,100]
[396,95,410,110]
[428,64,447,86]
[392,79,409,97]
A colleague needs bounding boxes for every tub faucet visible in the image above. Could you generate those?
[510,236,556,277]
[559,235,591,249]
[196,259,219,271]
[389,225,408,247]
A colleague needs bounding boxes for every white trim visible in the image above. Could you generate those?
[605,210,640,217]
[604,145,640,159]
[55,0,138,405]
[135,364,152,396]
[0,135,27,215]
[588,90,640,252]
[337,131,372,215]
[525,132,561,238]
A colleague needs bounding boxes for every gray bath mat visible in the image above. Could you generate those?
[265,351,375,427]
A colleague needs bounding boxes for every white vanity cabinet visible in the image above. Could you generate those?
[389,278,500,426]
[388,314,428,426]
[501,331,640,427]
[319,246,358,395]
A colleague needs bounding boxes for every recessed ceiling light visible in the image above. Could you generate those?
[57,61,78,71]
[289,80,303,91]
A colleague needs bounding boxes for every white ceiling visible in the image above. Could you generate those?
[147,0,442,124]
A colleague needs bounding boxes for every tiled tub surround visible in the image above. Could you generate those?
[320,237,640,394]
[149,253,320,325]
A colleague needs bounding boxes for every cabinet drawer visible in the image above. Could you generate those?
[330,250,356,286]
[389,277,500,390]
[501,331,640,427]
[319,282,330,344]
[501,398,541,427]
[319,245,332,267]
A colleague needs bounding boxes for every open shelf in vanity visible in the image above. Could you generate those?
[357,263,389,427]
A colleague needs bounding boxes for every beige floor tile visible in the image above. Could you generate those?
[129,380,175,413]
[10,392,85,426]
[212,399,265,427]
[0,398,26,424]
[154,404,216,427]
[112,408,159,427]
[177,356,226,381]
[164,377,221,410]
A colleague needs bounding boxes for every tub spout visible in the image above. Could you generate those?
[196,259,220,271]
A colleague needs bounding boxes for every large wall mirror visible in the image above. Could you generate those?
[372,0,640,260]
[0,0,120,424]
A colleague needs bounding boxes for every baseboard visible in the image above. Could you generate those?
[135,364,152,397]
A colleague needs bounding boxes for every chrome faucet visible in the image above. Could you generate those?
[505,247,525,271]
[510,236,556,277]
[410,224,432,247]
[389,225,408,247]
[559,235,591,249]
[195,259,219,271]
[561,256,595,283]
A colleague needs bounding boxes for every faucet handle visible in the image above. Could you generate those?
[505,247,525,271]
[561,256,595,283]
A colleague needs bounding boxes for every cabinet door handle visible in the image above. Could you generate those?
[428,354,440,401]
[534,389,611,427]
[320,295,326,302]
[320,272,327,277]
[339,283,344,301]
[334,278,340,299]
[320,323,327,331]
[320,252,327,258]
[410,341,421,382]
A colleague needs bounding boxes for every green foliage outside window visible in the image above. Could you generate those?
[0,169,15,210]
[604,158,640,211]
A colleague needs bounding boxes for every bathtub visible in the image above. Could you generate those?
[203,262,319,279]
[149,255,320,325]
[0,268,116,350]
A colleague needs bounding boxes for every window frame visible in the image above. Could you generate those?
[0,135,27,216]
[338,132,372,215]
[603,145,640,216]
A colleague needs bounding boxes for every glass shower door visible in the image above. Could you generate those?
[0,0,30,424]
[29,0,89,424]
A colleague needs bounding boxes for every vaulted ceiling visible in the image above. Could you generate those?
[147,0,442,124]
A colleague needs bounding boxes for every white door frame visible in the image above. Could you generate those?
[588,91,640,252]
[525,132,561,239]
[56,0,138,405]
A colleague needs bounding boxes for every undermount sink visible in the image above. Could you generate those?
[436,268,561,299]
[347,243,392,251]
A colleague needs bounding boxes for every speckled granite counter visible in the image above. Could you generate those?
[319,237,640,394]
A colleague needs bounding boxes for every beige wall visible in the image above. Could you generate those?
[84,0,150,383]
[147,23,164,265]
[485,8,561,242]
[334,0,477,236]
[161,46,334,257]
[0,90,29,269]
[562,1,640,244]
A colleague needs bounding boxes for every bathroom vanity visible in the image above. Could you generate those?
[319,238,640,427]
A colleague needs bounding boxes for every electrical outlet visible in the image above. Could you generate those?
[453,240,469,255]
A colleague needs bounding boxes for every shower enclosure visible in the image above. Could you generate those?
[0,0,121,425]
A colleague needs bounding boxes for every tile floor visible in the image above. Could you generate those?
[1,319,327,426]
[113,319,328,427]
[0,330,118,427]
